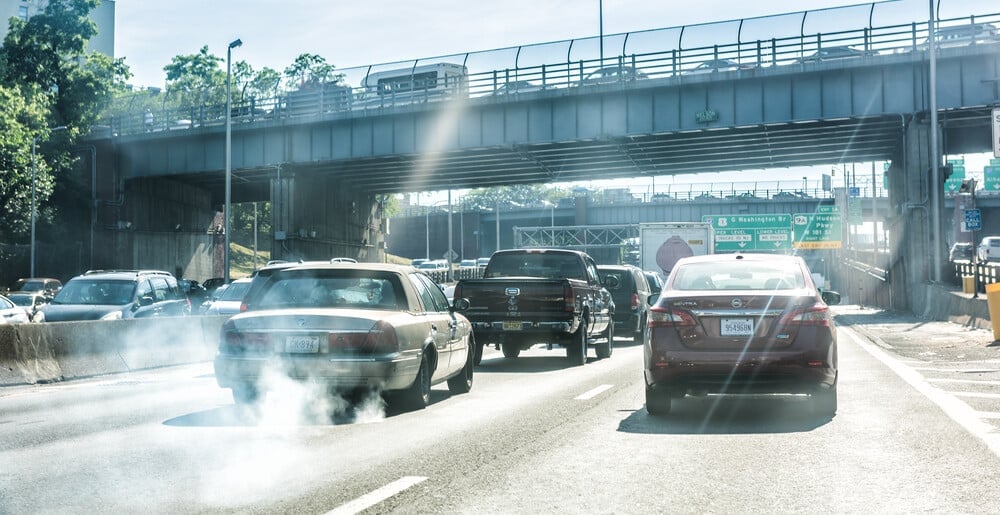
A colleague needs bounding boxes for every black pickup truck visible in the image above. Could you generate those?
[453,248,616,366]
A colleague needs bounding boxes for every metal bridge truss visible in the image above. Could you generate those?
[515,225,638,253]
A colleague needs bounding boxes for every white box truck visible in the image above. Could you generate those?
[638,222,715,278]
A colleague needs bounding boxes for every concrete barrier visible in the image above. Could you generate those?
[0,316,228,386]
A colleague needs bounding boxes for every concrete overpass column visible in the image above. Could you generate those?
[270,169,295,261]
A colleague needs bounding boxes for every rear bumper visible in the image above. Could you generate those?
[469,318,578,337]
[214,353,420,391]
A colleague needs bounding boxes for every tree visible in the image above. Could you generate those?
[283,53,344,88]
[0,85,52,242]
[460,184,567,210]
[163,45,225,109]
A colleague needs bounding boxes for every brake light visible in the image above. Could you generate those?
[630,293,639,311]
[240,302,248,313]
[564,283,575,312]
[221,331,274,354]
[647,307,696,327]
[782,302,832,326]
[327,321,399,354]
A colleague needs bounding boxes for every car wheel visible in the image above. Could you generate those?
[447,340,475,394]
[813,385,837,417]
[231,384,259,405]
[595,321,613,359]
[393,352,431,411]
[566,319,587,366]
[473,341,485,366]
[501,341,521,358]
[645,385,672,416]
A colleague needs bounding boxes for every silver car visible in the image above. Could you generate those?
[214,263,475,411]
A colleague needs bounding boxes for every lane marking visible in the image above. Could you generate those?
[913,367,1000,373]
[929,378,1000,386]
[976,412,1000,419]
[842,327,1000,459]
[326,476,427,515]
[575,384,614,400]
[951,392,1000,399]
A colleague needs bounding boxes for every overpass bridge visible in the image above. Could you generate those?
[75,6,1000,314]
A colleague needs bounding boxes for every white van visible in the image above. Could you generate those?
[359,63,468,107]
[977,236,1000,262]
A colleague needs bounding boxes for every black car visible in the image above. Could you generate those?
[40,269,190,322]
[597,264,652,343]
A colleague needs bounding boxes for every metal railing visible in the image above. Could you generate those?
[102,10,1000,138]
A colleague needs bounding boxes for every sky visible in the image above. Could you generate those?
[112,0,997,200]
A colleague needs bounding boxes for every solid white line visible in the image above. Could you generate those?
[913,367,1000,373]
[951,391,1000,399]
[976,412,1000,419]
[326,476,428,515]
[842,327,1000,459]
[928,378,1000,386]
[575,384,614,400]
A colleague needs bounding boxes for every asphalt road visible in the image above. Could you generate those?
[2,313,1000,513]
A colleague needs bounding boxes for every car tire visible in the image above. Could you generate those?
[473,341,485,366]
[596,321,613,359]
[813,385,837,417]
[645,385,672,416]
[393,352,431,411]
[447,341,475,395]
[501,341,521,359]
[566,319,588,366]
[231,384,259,405]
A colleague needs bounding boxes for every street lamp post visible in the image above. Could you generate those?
[30,126,67,278]
[225,37,242,284]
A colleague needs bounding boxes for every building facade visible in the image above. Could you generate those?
[0,0,114,57]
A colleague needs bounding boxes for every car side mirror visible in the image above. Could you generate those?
[138,295,155,307]
[821,290,841,305]
[647,293,659,306]
[452,298,470,311]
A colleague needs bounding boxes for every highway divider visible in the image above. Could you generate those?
[0,316,228,387]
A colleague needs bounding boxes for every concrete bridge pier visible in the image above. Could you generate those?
[269,170,383,263]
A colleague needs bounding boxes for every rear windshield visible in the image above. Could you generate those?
[254,270,403,310]
[671,261,806,291]
[53,279,136,305]
[485,253,583,280]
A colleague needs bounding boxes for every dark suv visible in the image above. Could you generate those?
[597,264,652,343]
[40,270,190,322]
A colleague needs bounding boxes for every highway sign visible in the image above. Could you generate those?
[992,107,999,158]
[702,214,792,252]
[793,208,842,249]
[965,209,982,232]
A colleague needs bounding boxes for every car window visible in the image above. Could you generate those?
[254,270,402,310]
[135,279,153,301]
[672,262,805,291]
[410,273,449,312]
[149,277,170,302]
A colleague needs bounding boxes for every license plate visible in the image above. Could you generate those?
[721,318,754,337]
[502,320,522,331]
[285,335,320,353]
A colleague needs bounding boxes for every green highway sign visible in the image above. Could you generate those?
[702,214,792,252]
[793,208,842,249]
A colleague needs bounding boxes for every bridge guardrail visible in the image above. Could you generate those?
[104,11,1000,138]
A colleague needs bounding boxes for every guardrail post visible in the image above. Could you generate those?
[770,39,777,67]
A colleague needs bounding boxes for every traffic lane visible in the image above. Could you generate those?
[0,343,638,512]
[388,325,1000,514]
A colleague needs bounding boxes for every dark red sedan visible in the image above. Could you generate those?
[644,253,841,417]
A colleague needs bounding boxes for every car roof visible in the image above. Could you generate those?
[273,262,415,273]
[675,253,805,265]
[75,270,173,280]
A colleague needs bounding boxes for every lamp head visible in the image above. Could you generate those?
[229,38,242,49]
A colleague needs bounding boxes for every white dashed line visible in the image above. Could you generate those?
[927,378,1000,386]
[950,392,1000,399]
[326,476,428,515]
[575,384,614,400]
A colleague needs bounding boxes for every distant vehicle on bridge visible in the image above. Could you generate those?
[922,22,1000,49]
[359,62,468,107]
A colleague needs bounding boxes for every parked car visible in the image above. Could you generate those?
[6,292,49,322]
[214,262,476,410]
[577,65,648,86]
[39,269,190,322]
[0,294,32,324]
[685,58,754,74]
[949,242,974,262]
[205,278,252,316]
[459,259,478,269]
[977,237,1000,262]
[11,277,62,298]
[597,264,652,343]
[644,253,841,417]
[797,46,868,63]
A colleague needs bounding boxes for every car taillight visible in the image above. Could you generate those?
[564,283,575,312]
[221,331,274,354]
[782,302,832,326]
[239,302,248,313]
[630,293,639,311]
[327,321,399,354]
[647,307,696,327]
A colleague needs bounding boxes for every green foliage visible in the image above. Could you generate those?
[229,202,272,249]
[0,85,52,241]
[460,184,568,210]
[163,45,225,109]
[284,53,344,88]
